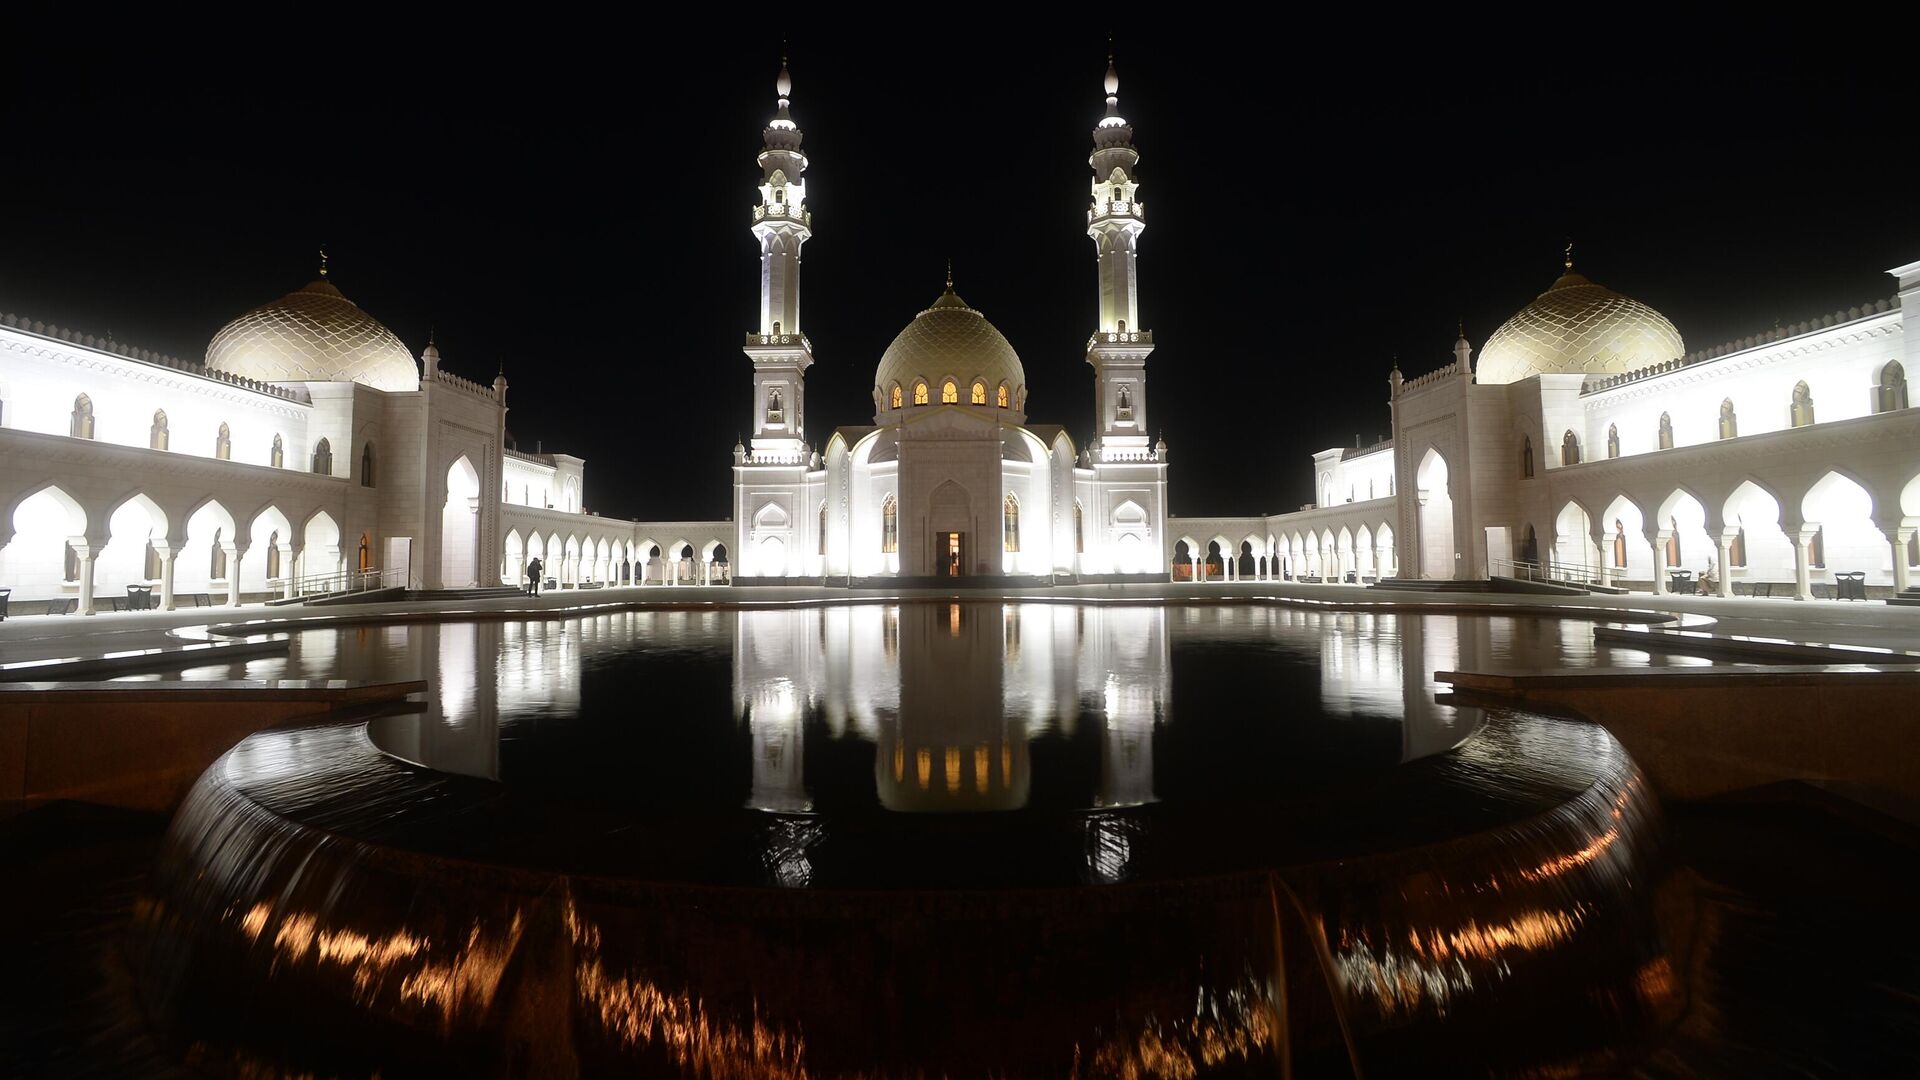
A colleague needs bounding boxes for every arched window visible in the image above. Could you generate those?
[210,528,227,579]
[1073,500,1084,553]
[1810,526,1826,569]
[1790,381,1814,428]
[818,505,827,556]
[1730,521,1748,567]
[1665,516,1680,567]
[1718,399,1737,440]
[970,381,987,405]
[357,532,372,572]
[70,394,94,439]
[312,438,333,475]
[144,539,162,580]
[1877,360,1909,413]
[1003,494,1020,552]
[880,495,898,553]
[890,383,903,409]
[266,530,281,579]
[1520,435,1534,478]
[150,410,169,450]
[215,422,232,460]
[1561,430,1581,466]
[1116,385,1133,420]
[1658,412,1674,450]
[63,541,80,582]
[360,442,376,488]
[941,379,958,404]
[1612,519,1627,568]
[767,389,783,424]
[997,382,1010,408]
[913,381,929,406]
[1606,424,1619,459]
[271,434,285,469]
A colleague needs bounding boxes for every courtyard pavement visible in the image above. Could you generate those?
[2,580,1918,667]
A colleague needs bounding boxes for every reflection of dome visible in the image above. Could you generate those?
[1476,269,1684,385]
[874,286,1025,409]
[206,278,420,392]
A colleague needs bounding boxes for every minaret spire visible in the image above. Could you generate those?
[1085,50,1154,462]
[744,52,815,462]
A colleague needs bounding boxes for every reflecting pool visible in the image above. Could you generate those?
[137,603,1679,1075]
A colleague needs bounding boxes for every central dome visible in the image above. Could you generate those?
[1476,269,1684,385]
[874,286,1026,412]
[206,278,420,392]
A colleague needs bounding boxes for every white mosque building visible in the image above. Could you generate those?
[2,59,1917,613]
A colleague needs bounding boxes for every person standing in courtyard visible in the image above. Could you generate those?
[527,556,543,597]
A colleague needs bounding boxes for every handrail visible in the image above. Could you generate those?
[289,565,407,598]
[1488,555,1612,586]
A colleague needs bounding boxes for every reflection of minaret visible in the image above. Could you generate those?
[1397,613,1468,762]
[736,609,821,812]
[878,603,1029,812]
[1084,606,1168,808]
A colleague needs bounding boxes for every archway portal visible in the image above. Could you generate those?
[1416,448,1454,580]
[441,456,480,588]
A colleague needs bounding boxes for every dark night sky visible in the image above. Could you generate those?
[3,25,1914,521]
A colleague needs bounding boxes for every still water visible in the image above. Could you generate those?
[139,603,1677,1075]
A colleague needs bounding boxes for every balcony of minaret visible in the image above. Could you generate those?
[1087,200,1144,225]
[746,330,812,349]
[1087,329,1153,349]
[752,204,811,226]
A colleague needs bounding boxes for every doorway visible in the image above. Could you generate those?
[939,532,966,577]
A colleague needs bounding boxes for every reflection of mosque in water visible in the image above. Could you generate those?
[733,603,1172,813]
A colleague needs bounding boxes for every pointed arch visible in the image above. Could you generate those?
[1658,412,1674,450]
[941,378,959,405]
[970,380,987,405]
[889,382,903,409]
[1073,499,1085,554]
[215,422,232,460]
[1718,398,1737,440]
[1606,423,1619,459]
[1877,360,1908,413]
[1790,381,1814,428]
[270,433,285,469]
[881,493,898,553]
[312,437,333,475]
[149,410,169,450]
[996,382,1010,408]
[1561,429,1581,466]
[1002,493,1020,552]
[360,441,376,487]
[70,394,94,439]
[1520,434,1534,478]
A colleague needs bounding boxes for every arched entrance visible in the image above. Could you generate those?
[1415,448,1454,579]
[440,456,480,588]
[928,480,971,577]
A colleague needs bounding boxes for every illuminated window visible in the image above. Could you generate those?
[150,410,169,450]
[215,422,231,460]
[1658,412,1674,449]
[1718,399,1737,440]
[312,437,332,475]
[360,442,376,487]
[767,388,783,424]
[144,539,162,580]
[1003,494,1020,552]
[210,527,227,579]
[913,381,929,406]
[1877,360,1908,413]
[970,381,987,405]
[890,383,903,409]
[881,494,897,553]
[1606,424,1619,459]
[1561,430,1580,466]
[358,533,372,572]
[63,541,80,582]
[271,434,284,468]
[1612,520,1627,568]
[1790,381,1814,428]
[1729,521,1748,567]
[1116,385,1133,421]
[996,383,1009,408]
[1810,526,1826,569]
[1073,500,1084,553]
[1520,435,1534,478]
[70,394,94,439]
[941,379,958,404]
[266,530,281,579]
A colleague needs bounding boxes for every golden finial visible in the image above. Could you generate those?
[319,246,329,278]
[1563,239,1573,271]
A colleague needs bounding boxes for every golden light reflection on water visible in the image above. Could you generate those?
[1333,906,1584,1017]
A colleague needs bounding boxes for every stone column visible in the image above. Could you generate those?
[1715,531,1734,599]
[1893,527,1914,593]
[1792,527,1815,601]
[1592,531,1612,588]
[1650,530,1670,594]
[279,543,298,600]
[158,543,179,611]
[72,539,98,616]
[225,543,246,607]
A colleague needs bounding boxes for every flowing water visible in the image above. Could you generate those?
[134,603,1678,1076]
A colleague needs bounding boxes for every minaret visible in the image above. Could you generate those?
[745,58,814,462]
[1085,54,1154,461]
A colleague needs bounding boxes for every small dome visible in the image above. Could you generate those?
[874,286,1025,413]
[206,278,420,392]
[1476,269,1684,385]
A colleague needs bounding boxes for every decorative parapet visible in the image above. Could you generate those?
[751,204,811,228]
[1085,329,1154,350]
[504,446,557,466]
[1340,438,1394,460]
[745,331,811,349]
[1582,295,1899,395]
[1,310,307,402]
[429,366,501,401]
[1086,201,1146,225]
[1397,364,1461,393]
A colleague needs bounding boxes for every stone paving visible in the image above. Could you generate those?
[3,580,1918,667]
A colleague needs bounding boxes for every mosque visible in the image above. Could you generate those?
[1,60,1916,612]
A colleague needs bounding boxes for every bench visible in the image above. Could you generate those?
[1735,581,1792,598]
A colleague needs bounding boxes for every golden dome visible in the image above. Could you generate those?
[874,286,1025,412]
[1476,269,1684,385]
[206,278,419,392]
